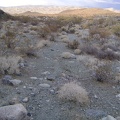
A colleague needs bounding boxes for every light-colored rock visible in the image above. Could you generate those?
[22,97,29,103]
[101,115,116,120]
[30,77,38,80]
[0,104,28,120]
[39,83,50,88]
[9,79,22,86]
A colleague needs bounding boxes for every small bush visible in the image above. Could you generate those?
[61,52,75,59]
[94,62,114,82]
[67,40,80,49]
[36,40,50,49]
[0,56,23,75]
[112,24,120,37]
[58,82,89,104]
[89,27,110,39]
[81,45,98,55]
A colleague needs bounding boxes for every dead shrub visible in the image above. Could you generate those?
[94,62,114,82]
[0,56,23,75]
[67,40,80,49]
[58,82,89,104]
[81,45,98,55]
[89,27,110,39]
[38,25,51,38]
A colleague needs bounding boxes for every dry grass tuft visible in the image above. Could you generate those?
[58,82,89,104]
[36,40,50,49]
[61,52,75,59]
[0,56,23,75]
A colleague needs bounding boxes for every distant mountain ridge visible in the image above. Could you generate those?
[0,5,82,15]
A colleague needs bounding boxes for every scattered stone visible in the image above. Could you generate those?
[116,94,120,100]
[42,71,50,75]
[47,74,56,81]
[2,75,12,84]
[39,83,50,88]
[30,77,38,80]
[86,109,107,118]
[9,97,19,105]
[116,116,120,120]
[0,104,29,120]
[22,97,29,103]
[101,115,116,120]
[94,95,98,99]
[9,79,22,86]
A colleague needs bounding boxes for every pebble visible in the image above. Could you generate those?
[42,71,50,75]
[30,77,38,80]
[22,97,29,103]
[94,95,98,99]
[47,75,56,81]
[39,83,50,88]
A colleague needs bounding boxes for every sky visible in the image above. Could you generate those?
[0,0,120,10]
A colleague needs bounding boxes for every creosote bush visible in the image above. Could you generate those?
[58,82,89,104]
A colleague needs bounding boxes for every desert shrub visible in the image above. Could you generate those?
[16,46,37,57]
[61,52,75,59]
[67,40,80,49]
[89,27,110,39]
[112,24,120,37]
[0,56,23,75]
[36,40,50,49]
[81,45,98,55]
[96,49,120,60]
[38,25,51,38]
[74,49,81,55]
[58,82,89,104]
[94,62,114,82]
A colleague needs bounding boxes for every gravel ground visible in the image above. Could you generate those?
[0,33,120,120]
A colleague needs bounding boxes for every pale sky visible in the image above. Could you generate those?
[0,0,120,9]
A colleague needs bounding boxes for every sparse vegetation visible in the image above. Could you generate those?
[94,62,115,82]
[112,24,120,37]
[0,56,23,75]
[58,82,89,104]
[67,40,80,49]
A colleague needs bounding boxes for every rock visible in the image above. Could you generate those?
[47,75,56,81]
[39,83,50,88]
[116,94,120,99]
[22,97,29,103]
[0,104,29,120]
[86,109,107,118]
[2,75,12,84]
[9,79,22,86]
[116,116,120,120]
[101,115,116,120]
[30,77,38,80]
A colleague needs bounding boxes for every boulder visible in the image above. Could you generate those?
[0,104,29,120]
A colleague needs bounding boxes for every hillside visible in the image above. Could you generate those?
[18,11,43,16]
[59,8,120,17]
